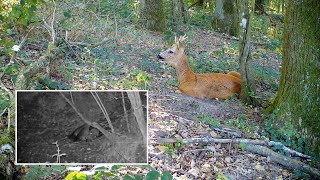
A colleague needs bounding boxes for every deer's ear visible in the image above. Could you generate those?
[177,35,187,50]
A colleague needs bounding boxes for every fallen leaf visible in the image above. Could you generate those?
[156,145,167,152]
[188,167,200,177]
[255,163,260,170]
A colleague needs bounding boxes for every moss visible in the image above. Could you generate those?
[271,0,320,155]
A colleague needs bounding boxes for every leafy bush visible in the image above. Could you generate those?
[65,165,173,180]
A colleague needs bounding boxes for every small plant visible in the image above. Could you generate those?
[136,72,151,89]
[263,117,306,154]
[65,165,173,180]
[198,114,221,128]
[225,114,259,138]
[51,141,66,163]
[162,139,183,158]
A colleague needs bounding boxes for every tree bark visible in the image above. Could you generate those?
[127,92,147,143]
[239,0,258,106]
[139,0,166,32]
[213,0,240,37]
[271,0,320,154]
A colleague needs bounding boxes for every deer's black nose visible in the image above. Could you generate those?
[157,54,164,59]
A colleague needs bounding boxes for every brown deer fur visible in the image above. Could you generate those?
[158,36,242,99]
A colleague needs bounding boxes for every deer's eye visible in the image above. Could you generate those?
[169,50,174,54]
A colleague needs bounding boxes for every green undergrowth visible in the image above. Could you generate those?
[262,109,320,162]
[23,164,174,180]
[261,108,320,178]
[198,113,261,139]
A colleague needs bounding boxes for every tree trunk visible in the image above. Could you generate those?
[127,92,147,143]
[170,0,185,31]
[213,0,240,37]
[139,0,166,32]
[179,0,187,23]
[239,0,258,106]
[271,0,320,154]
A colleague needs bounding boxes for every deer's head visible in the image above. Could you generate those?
[158,35,187,68]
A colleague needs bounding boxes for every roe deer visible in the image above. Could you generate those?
[157,35,242,99]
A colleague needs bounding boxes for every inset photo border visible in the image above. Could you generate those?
[15,90,148,165]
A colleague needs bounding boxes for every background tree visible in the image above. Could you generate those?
[255,0,265,15]
[139,0,166,32]
[270,0,320,154]
[188,0,205,9]
[213,0,241,37]
[239,0,258,106]
[170,0,186,30]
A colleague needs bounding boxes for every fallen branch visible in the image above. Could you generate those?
[152,137,318,177]
[152,137,265,146]
[245,144,320,178]
[151,137,311,159]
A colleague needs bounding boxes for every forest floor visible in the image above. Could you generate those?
[61,25,295,178]
[7,10,313,178]
[140,29,293,179]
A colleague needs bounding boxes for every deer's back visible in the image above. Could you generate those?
[179,73,241,99]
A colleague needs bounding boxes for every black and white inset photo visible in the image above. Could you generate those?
[16,90,148,164]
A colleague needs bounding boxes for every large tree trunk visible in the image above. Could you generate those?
[139,0,166,32]
[213,0,240,37]
[271,0,320,154]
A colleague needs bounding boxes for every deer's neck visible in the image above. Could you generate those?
[175,54,196,83]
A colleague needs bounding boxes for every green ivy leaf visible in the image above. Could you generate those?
[5,64,19,75]
[64,10,72,18]
[146,170,160,180]
[239,142,247,150]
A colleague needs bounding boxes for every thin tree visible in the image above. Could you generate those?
[239,0,258,106]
